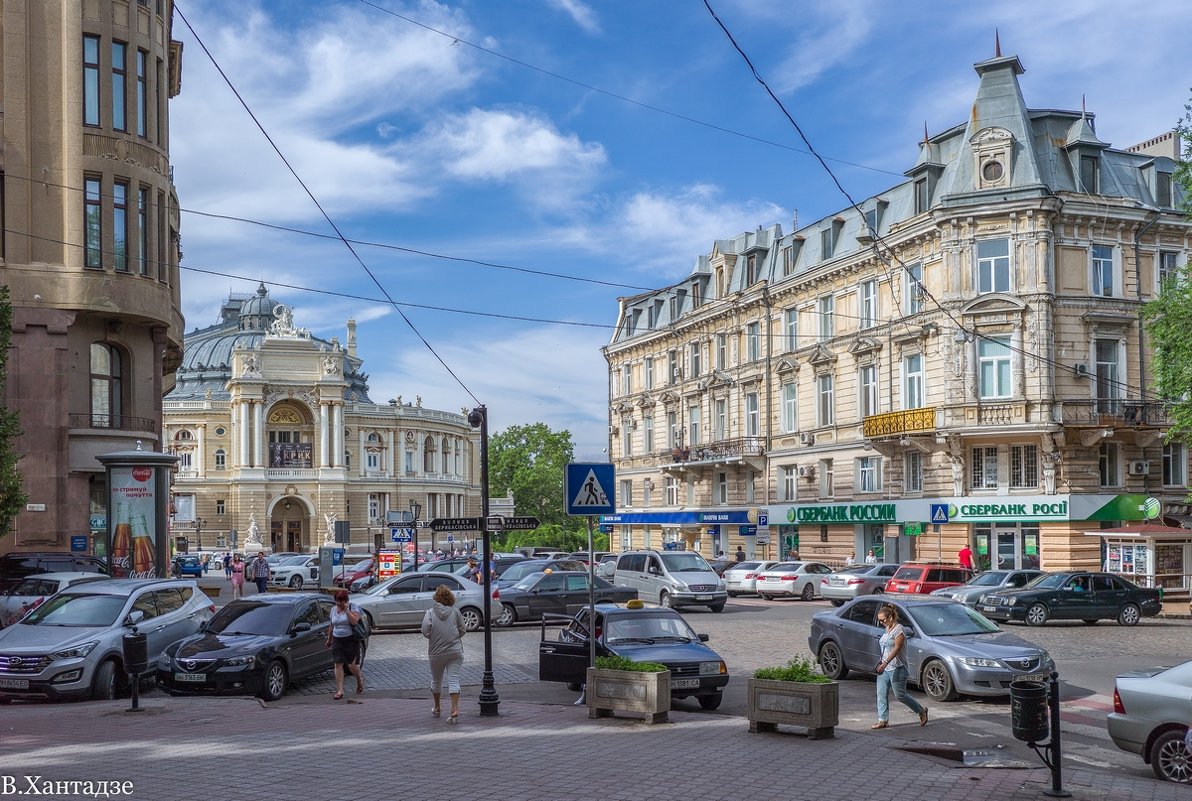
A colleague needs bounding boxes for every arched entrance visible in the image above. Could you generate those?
[269,496,310,552]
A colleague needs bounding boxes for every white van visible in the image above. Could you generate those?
[612,550,727,612]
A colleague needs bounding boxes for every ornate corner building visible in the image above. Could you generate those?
[2,1,185,551]
[604,53,1192,590]
[163,285,481,553]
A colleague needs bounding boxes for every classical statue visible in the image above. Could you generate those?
[242,353,260,376]
[244,513,263,550]
[323,354,340,375]
[323,511,337,545]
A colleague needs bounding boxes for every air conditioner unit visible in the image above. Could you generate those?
[1127,460,1151,476]
[799,432,815,446]
[608,425,618,435]
[798,465,816,479]
[1073,363,1089,378]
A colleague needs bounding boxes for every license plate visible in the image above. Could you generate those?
[174,672,207,683]
[696,595,713,601]
[1018,673,1048,683]
[671,678,700,689]
[982,605,999,612]
[0,678,29,689]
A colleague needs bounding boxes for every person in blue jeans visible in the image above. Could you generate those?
[872,604,928,729]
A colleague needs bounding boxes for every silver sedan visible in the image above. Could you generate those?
[755,562,833,601]
[351,572,485,631]
[722,561,781,597]
[819,563,900,606]
[1108,660,1192,783]
[930,569,1043,607]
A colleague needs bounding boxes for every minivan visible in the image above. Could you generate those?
[612,550,727,612]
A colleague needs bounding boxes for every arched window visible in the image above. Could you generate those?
[344,450,351,469]
[441,437,449,473]
[423,436,435,472]
[214,449,226,469]
[90,342,124,428]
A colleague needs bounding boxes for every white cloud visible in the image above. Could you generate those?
[545,0,601,35]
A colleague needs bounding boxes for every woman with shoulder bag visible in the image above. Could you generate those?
[421,584,466,724]
[326,589,365,700]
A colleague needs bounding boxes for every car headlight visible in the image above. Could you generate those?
[717,579,726,590]
[1004,597,1017,606]
[700,661,727,676]
[157,652,172,667]
[51,641,98,660]
[956,657,1001,668]
[223,655,256,667]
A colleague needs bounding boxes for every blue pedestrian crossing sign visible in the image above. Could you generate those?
[930,503,951,524]
[390,527,414,543]
[565,462,616,516]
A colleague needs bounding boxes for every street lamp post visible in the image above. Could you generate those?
[468,404,498,716]
[409,499,422,572]
[196,518,206,552]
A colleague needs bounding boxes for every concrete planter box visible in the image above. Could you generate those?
[747,677,839,739]
[586,667,671,725]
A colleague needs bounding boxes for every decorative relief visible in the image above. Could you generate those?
[269,408,302,424]
[267,305,311,339]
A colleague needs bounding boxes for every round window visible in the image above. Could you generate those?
[982,160,1004,182]
[214,426,226,437]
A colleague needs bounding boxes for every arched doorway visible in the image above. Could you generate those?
[270,496,309,552]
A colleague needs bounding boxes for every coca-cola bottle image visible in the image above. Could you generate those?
[132,514,156,578]
[111,504,132,578]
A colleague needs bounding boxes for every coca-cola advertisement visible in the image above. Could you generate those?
[110,465,159,578]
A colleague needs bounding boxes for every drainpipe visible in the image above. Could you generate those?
[1133,211,1160,494]
[762,281,773,501]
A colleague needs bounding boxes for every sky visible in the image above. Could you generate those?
[168,0,1189,460]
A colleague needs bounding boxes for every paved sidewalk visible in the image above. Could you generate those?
[0,694,1184,801]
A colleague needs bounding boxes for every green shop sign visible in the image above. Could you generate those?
[788,503,897,524]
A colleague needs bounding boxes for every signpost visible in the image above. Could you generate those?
[565,462,617,683]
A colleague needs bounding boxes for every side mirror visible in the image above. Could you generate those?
[648,566,661,575]
[198,620,209,632]
[902,627,916,638]
[698,633,710,642]
[125,610,145,627]
[291,622,312,636]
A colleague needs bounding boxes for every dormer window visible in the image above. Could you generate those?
[913,178,929,214]
[981,160,1004,183]
[1080,155,1099,193]
[1157,171,1172,207]
[746,254,758,285]
[971,127,1014,190]
[690,282,702,309]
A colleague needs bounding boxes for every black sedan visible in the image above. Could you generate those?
[978,571,1162,627]
[930,569,1044,607]
[156,594,337,701]
[492,559,585,591]
[494,571,637,626]
[539,602,729,710]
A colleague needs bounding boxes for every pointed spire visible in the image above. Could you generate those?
[995,28,1001,57]
[1081,94,1087,118]
[923,121,930,144]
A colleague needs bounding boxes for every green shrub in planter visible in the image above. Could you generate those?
[752,655,832,684]
[596,655,667,673]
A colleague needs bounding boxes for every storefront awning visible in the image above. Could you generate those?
[1083,523,1192,540]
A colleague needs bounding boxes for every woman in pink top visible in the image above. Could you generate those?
[230,554,246,600]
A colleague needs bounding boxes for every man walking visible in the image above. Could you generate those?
[249,551,270,594]
[958,543,974,571]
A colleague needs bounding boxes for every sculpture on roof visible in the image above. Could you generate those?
[268,304,311,340]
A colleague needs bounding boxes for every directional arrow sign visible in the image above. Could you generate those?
[429,517,483,532]
[502,516,540,530]
[486,515,505,532]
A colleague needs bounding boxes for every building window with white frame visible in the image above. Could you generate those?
[667,411,679,449]
[715,472,728,504]
[857,456,882,493]
[1091,244,1114,297]
[902,353,924,409]
[745,392,760,437]
[668,350,679,385]
[644,357,654,389]
[970,446,998,490]
[819,458,834,497]
[859,280,877,329]
[1158,251,1181,291]
[783,307,798,352]
[689,341,702,378]
[1099,442,1120,488]
[1162,442,1186,487]
[817,374,834,426]
[214,449,226,470]
[711,399,725,440]
[976,238,1011,293]
[1010,444,1039,489]
[817,296,835,341]
[686,476,696,505]
[905,262,924,314]
[716,333,727,369]
[746,322,760,362]
[1094,338,1122,413]
[904,451,923,493]
[665,477,679,506]
[781,465,796,501]
[642,480,652,508]
[978,336,1012,399]
[782,383,798,433]
[621,364,633,395]
[621,418,632,457]
[215,499,226,515]
[859,364,879,418]
[620,479,633,507]
[368,493,381,522]
[688,405,701,446]
[643,417,654,452]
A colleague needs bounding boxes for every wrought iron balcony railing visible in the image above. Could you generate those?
[862,407,937,439]
[69,413,157,433]
[1057,400,1171,427]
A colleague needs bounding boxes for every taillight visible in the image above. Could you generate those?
[492,588,500,599]
[745,573,757,579]
[207,604,216,614]
[912,583,923,593]
[820,578,828,584]
[847,578,864,586]
[780,575,799,581]
[1113,687,1124,714]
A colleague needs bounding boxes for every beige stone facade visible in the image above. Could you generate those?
[604,54,1192,592]
[2,0,184,551]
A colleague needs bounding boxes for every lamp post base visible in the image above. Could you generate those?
[478,672,499,716]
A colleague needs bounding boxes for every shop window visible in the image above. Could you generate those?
[1010,445,1038,489]
[970,446,998,490]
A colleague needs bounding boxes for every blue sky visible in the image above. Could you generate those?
[170,0,1188,459]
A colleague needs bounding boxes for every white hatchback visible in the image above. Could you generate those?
[722,561,782,597]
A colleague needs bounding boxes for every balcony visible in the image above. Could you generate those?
[862,408,937,439]
[1058,400,1172,428]
[664,437,765,473]
[69,413,158,433]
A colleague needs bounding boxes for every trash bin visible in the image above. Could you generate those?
[1009,680,1048,742]
[122,632,149,677]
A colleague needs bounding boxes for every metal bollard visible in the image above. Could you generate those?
[121,631,148,712]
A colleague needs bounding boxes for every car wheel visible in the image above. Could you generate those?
[757,594,771,601]
[709,603,725,613]
[1150,729,1192,783]
[800,583,816,601]
[871,587,884,595]
[1082,619,1098,625]
[1025,603,1049,627]
[90,660,117,701]
[1118,603,1141,626]
[660,591,673,608]
[727,591,739,598]
[921,659,958,702]
[459,606,483,632]
[496,604,517,627]
[697,694,723,711]
[260,660,287,702]
[829,599,845,607]
[288,575,303,589]
[817,641,848,680]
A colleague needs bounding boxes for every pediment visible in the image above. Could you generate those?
[807,345,837,369]
[1081,310,1135,331]
[698,370,734,391]
[657,391,680,405]
[847,336,884,357]
[775,357,800,375]
[612,400,632,415]
[960,293,1027,317]
[636,394,656,410]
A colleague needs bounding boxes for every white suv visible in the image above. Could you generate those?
[269,555,320,589]
[0,578,214,701]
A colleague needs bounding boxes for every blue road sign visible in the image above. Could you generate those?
[758,513,768,526]
[930,503,951,524]
[390,527,414,543]
[739,525,757,536]
[565,462,616,516]
[71,535,88,552]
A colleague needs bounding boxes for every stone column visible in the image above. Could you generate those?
[238,402,250,467]
[253,402,264,468]
[319,403,329,467]
[332,404,344,467]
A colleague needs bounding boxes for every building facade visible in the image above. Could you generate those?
[604,53,1191,592]
[163,285,482,554]
[1,0,184,552]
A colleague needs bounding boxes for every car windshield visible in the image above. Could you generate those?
[500,562,548,582]
[513,572,547,590]
[209,601,292,636]
[968,572,1008,587]
[606,613,698,643]
[730,562,762,571]
[278,556,308,566]
[660,553,713,572]
[21,593,126,627]
[908,603,1000,636]
[1025,573,1066,590]
[346,560,372,572]
[9,578,44,596]
[835,565,872,575]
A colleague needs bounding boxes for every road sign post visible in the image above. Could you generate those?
[564,463,616,680]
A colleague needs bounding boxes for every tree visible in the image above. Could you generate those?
[488,422,582,544]
[0,285,28,539]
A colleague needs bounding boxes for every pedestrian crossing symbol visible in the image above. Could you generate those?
[572,469,609,507]
[565,462,616,516]
[930,503,950,524]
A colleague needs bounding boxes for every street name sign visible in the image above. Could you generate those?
[429,517,483,532]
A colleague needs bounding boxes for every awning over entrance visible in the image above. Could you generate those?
[1083,523,1192,541]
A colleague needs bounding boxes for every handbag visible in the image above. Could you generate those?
[352,607,370,640]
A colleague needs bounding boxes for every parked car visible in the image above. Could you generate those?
[755,562,833,601]
[808,595,1054,702]
[494,571,637,626]
[419,553,526,579]
[612,550,727,612]
[268,555,320,589]
[885,562,974,595]
[264,552,299,566]
[539,602,730,709]
[723,561,782,597]
[0,552,110,594]
[978,571,1162,627]
[157,593,336,702]
[352,572,485,632]
[0,572,110,628]
[0,578,215,701]
[332,558,375,588]
[494,558,586,590]
[931,569,1044,607]
[594,554,619,580]
[171,555,205,577]
[565,551,613,566]
[1107,660,1192,783]
[819,563,901,606]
